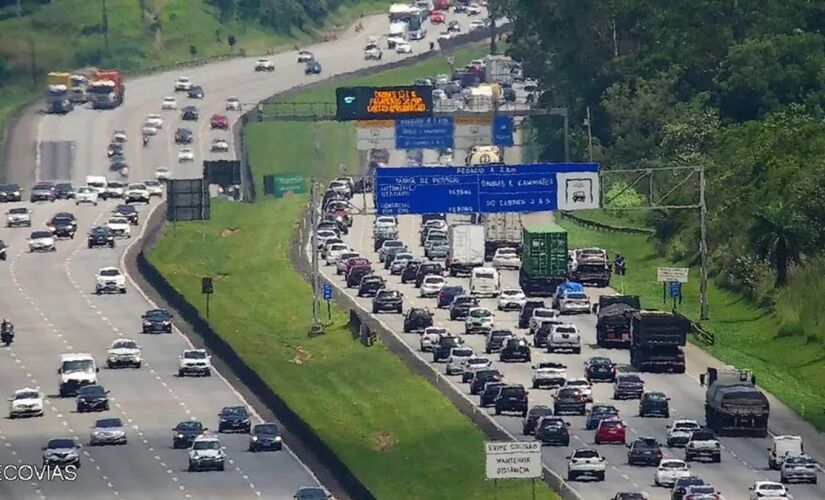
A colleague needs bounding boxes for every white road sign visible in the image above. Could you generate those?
[484,441,542,480]
[556,171,600,211]
[356,120,395,151]
[454,116,493,150]
[657,267,689,283]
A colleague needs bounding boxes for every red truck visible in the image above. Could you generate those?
[88,69,124,109]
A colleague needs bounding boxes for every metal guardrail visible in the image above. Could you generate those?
[123,53,246,78]
[559,210,656,235]
[673,309,715,345]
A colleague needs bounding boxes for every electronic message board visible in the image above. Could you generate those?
[336,86,434,121]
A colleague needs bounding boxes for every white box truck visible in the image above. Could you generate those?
[387,22,409,48]
[483,213,522,259]
[447,224,485,276]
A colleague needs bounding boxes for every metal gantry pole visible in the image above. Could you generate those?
[310,123,324,335]
[699,166,710,320]
[585,106,593,162]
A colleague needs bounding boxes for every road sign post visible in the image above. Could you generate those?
[323,283,333,320]
[656,267,689,283]
[201,277,213,318]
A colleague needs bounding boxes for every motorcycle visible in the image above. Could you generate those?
[1,324,14,346]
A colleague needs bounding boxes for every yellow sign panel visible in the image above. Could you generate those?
[366,88,427,115]
[356,120,395,128]
[455,116,493,125]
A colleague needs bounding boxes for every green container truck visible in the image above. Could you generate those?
[519,223,568,296]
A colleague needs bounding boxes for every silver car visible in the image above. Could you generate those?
[90,417,127,446]
[6,207,31,228]
[445,347,474,375]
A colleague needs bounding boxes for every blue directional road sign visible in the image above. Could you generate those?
[374,163,600,215]
[323,283,333,301]
[669,281,681,298]
[395,117,454,150]
[493,116,514,147]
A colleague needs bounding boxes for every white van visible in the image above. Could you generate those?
[768,435,804,469]
[470,267,500,298]
[85,175,107,194]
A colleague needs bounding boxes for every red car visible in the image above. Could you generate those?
[430,11,446,23]
[210,114,229,129]
[594,417,626,445]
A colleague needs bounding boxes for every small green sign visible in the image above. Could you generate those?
[264,175,307,197]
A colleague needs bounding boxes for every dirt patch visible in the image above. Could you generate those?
[213,274,229,281]
[221,227,239,238]
[372,430,395,452]
[289,346,312,365]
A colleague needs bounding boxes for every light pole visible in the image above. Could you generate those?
[584,106,593,161]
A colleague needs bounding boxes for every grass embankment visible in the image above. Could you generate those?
[558,213,825,430]
[150,46,558,500]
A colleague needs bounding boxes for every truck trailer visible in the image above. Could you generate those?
[595,294,640,347]
[519,223,568,296]
[700,367,769,437]
[483,213,522,259]
[446,224,485,276]
[629,310,689,373]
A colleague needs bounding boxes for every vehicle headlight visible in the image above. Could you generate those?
[274,436,282,442]
[13,191,19,196]
[252,436,258,441]
[177,434,184,439]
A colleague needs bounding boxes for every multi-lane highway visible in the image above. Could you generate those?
[0,10,487,500]
[315,171,825,498]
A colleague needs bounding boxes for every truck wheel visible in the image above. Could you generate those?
[573,347,581,354]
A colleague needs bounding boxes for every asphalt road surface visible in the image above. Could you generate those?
[0,10,487,500]
[316,195,825,499]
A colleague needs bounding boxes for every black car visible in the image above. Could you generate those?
[485,329,512,354]
[500,337,531,363]
[141,309,173,333]
[432,334,463,362]
[174,127,193,144]
[495,384,529,417]
[346,265,371,287]
[249,423,283,452]
[479,381,507,407]
[613,373,645,400]
[372,289,403,314]
[218,406,251,433]
[109,154,128,171]
[470,368,502,395]
[535,416,570,446]
[114,205,139,225]
[671,476,705,500]
[54,182,75,199]
[403,308,433,333]
[449,295,478,320]
[585,356,617,383]
[87,226,115,248]
[518,299,546,328]
[0,183,22,202]
[638,391,670,417]
[553,388,586,415]
[437,285,464,308]
[172,420,205,449]
[187,86,204,99]
[357,275,384,297]
[181,106,199,120]
[76,385,110,412]
[627,436,663,466]
[48,213,77,238]
[400,260,422,284]
[522,405,554,435]
[305,61,322,74]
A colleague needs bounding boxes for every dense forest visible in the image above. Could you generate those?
[505,0,825,312]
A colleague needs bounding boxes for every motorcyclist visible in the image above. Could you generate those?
[142,134,149,146]
[614,254,626,275]
[1,319,13,345]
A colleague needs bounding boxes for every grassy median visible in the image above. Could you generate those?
[150,46,558,500]
[559,214,825,430]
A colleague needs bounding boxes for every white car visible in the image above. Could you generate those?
[564,378,593,402]
[324,243,350,266]
[374,216,397,228]
[106,217,131,238]
[420,327,447,352]
[75,186,99,206]
[315,230,338,248]
[155,167,171,182]
[112,130,128,143]
[8,387,44,418]
[105,180,126,198]
[547,323,581,354]
[178,147,195,162]
[179,349,212,377]
[141,124,158,136]
[566,448,606,481]
[559,291,592,314]
[124,183,150,203]
[465,307,494,334]
[145,114,164,129]
[469,19,486,31]
[336,252,360,275]
[395,40,413,54]
[210,139,229,152]
[387,35,406,49]
[95,266,126,294]
[144,180,164,198]
[466,3,483,15]
[497,287,526,311]
[174,76,192,91]
[328,180,351,198]
[654,458,691,487]
[389,253,414,274]
[225,97,242,111]
[461,356,492,382]
[529,308,559,334]
[666,419,701,448]
[420,275,446,298]
[161,96,177,110]
[492,247,520,269]
[7,207,32,227]
[445,347,474,375]
[297,50,314,63]
[106,338,142,369]
[364,44,382,60]
[255,58,275,71]
[188,434,225,471]
[531,361,567,389]
[28,231,56,252]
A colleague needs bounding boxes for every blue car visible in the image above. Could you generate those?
[585,404,619,430]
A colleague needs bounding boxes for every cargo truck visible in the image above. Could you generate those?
[47,84,74,114]
[595,294,640,347]
[629,310,689,373]
[483,213,522,259]
[88,69,124,109]
[69,73,90,103]
[484,55,516,85]
[447,224,485,276]
[700,367,769,437]
[519,223,568,296]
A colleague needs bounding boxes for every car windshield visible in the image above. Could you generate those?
[785,456,814,465]
[475,272,495,279]
[10,208,27,214]
[100,269,120,277]
[645,393,667,401]
[113,340,137,349]
[759,484,785,491]
[47,439,74,449]
[592,406,616,414]
[660,460,685,469]
[633,439,657,449]
[567,380,588,387]
[14,391,39,400]
[674,421,699,430]
[590,358,611,365]
[317,231,336,238]
[193,440,220,450]
[619,375,642,383]
[254,424,278,435]
[470,309,491,318]
[384,241,403,248]
[222,407,247,417]
[555,326,576,334]
[500,387,524,398]
[574,450,599,459]
[378,291,399,299]
[108,182,125,188]
[677,478,704,487]
[691,431,715,441]
[535,310,555,317]
[31,231,52,239]
[79,386,105,396]
[498,248,517,256]
[52,217,72,225]
[601,420,621,428]
[62,360,93,373]
[146,310,170,319]
[0,183,19,191]
[468,357,489,365]
[96,418,122,428]
[501,290,522,296]
[177,421,203,432]
[424,276,444,284]
[452,348,473,357]
[689,486,715,494]
[56,183,72,190]
[558,389,580,398]
[184,351,207,359]
[393,253,413,261]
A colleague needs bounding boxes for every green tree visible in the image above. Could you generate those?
[748,202,812,286]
